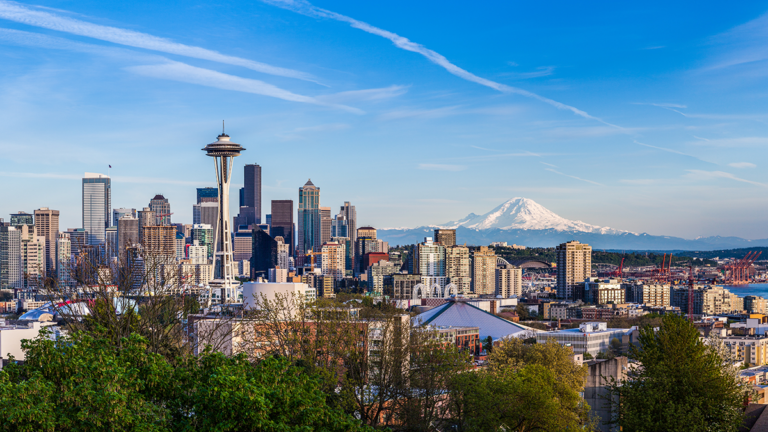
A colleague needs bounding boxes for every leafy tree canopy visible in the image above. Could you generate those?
[0,329,373,432]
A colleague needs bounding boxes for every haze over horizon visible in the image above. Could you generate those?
[2,1,768,240]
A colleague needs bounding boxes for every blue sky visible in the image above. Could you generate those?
[2,0,768,239]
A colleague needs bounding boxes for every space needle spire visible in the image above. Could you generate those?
[202,126,245,305]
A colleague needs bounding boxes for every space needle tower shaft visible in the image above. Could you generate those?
[202,124,245,304]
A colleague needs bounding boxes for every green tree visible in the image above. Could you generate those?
[515,303,530,320]
[0,329,373,432]
[607,314,748,432]
[445,337,592,431]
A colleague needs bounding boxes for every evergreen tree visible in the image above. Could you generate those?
[607,314,747,432]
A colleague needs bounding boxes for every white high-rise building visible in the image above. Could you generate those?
[0,225,22,289]
[321,241,345,281]
[188,240,208,265]
[496,264,523,298]
[275,236,290,270]
[56,232,73,288]
[82,173,111,245]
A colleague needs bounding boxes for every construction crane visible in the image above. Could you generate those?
[724,251,762,285]
[305,250,328,269]
[611,257,625,280]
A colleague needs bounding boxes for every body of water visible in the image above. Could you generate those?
[722,284,768,298]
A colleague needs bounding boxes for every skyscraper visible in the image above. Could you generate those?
[82,173,111,245]
[242,163,262,225]
[297,180,321,260]
[0,224,22,289]
[446,245,471,294]
[355,226,377,275]
[321,241,345,281]
[193,202,219,236]
[251,227,277,279]
[196,187,218,204]
[117,216,139,255]
[112,208,136,227]
[142,225,176,258]
[34,207,59,277]
[340,202,356,255]
[556,240,592,300]
[10,212,33,227]
[320,207,332,246]
[471,246,496,295]
[149,195,171,226]
[496,264,522,298]
[270,200,294,255]
[56,232,73,288]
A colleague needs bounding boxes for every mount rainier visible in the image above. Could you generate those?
[377,197,768,251]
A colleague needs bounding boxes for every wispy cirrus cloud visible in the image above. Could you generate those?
[378,106,461,121]
[500,66,555,79]
[418,163,466,172]
[0,0,318,82]
[545,168,604,186]
[318,85,408,103]
[728,162,757,168]
[125,62,363,113]
[633,102,687,108]
[261,0,620,127]
[689,136,768,147]
[686,170,768,188]
[0,28,362,112]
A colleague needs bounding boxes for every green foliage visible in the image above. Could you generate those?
[489,246,718,268]
[0,329,373,432]
[447,338,591,431]
[607,314,747,432]
[583,352,594,360]
[514,303,530,320]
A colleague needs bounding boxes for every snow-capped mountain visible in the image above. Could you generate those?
[437,197,629,234]
[377,198,768,250]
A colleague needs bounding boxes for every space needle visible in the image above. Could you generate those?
[202,124,244,305]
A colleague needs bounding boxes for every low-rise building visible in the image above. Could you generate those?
[536,322,636,356]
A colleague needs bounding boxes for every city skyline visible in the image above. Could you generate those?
[2,1,768,238]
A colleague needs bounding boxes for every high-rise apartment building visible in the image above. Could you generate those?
[56,232,73,288]
[106,227,118,259]
[321,241,346,281]
[196,187,218,204]
[393,274,421,300]
[332,236,353,276]
[271,200,294,256]
[556,240,592,300]
[471,246,496,295]
[446,245,471,294]
[117,216,139,254]
[34,207,59,277]
[434,229,456,247]
[745,296,768,315]
[496,264,523,298]
[298,180,321,258]
[82,173,111,245]
[149,195,171,226]
[112,208,136,227]
[415,237,445,277]
[0,224,22,289]
[20,226,45,288]
[320,207,332,246]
